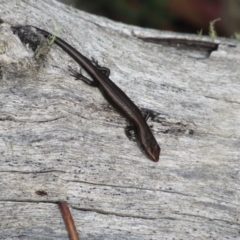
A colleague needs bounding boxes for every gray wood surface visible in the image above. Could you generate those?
[0,0,240,239]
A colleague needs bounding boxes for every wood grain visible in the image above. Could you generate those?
[0,0,240,239]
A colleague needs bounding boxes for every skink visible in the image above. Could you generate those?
[30,26,160,162]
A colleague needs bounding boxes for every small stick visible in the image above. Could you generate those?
[58,201,80,240]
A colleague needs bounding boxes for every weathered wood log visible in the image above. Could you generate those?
[0,0,240,239]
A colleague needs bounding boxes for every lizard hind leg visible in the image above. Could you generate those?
[68,66,98,87]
